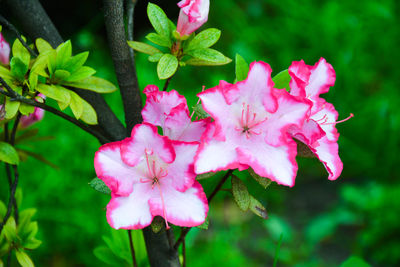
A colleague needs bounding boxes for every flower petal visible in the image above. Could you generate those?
[311,136,343,180]
[288,60,310,98]
[311,102,339,141]
[306,58,336,103]
[121,123,175,166]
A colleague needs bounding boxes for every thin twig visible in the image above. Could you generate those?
[3,123,18,219]
[174,170,234,250]
[0,15,38,57]
[0,77,110,143]
[127,230,138,267]
[9,114,21,224]
[163,77,172,91]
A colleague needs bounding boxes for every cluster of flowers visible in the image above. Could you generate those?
[0,33,44,127]
[94,57,352,230]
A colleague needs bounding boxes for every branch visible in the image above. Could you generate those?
[126,0,137,65]
[0,15,38,57]
[127,230,138,267]
[0,78,110,144]
[174,170,234,250]
[103,0,142,133]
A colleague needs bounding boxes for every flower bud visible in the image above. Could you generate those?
[176,0,210,36]
[0,33,10,65]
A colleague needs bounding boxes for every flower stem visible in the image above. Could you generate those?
[163,76,172,91]
[128,230,138,267]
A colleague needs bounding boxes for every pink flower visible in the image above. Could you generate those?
[94,123,208,229]
[19,94,46,128]
[0,33,10,65]
[177,0,210,36]
[194,61,311,187]
[288,58,353,180]
[142,85,210,142]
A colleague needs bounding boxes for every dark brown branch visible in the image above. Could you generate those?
[128,230,138,267]
[0,15,38,57]
[0,78,110,144]
[174,170,234,250]
[3,123,17,222]
[163,77,172,91]
[103,0,142,133]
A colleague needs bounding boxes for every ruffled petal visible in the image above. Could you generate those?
[289,119,325,145]
[149,181,208,227]
[288,60,310,98]
[94,141,138,196]
[310,136,343,180]
[121,123,175,166]
[106,183,155,229]
[310,102,339,142]
[306,58,336,104]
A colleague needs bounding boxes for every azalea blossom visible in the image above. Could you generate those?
[288,58,353,180]
[94,123,208,229]
[194,61,311,186]
[142,85,210,142]
[177,0,210,36]
[0,33,10,65]
[19,94,46,128]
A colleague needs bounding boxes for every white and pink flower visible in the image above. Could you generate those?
[194,61,311,187]
[94,123,208,229]
[177,0,210,36]
[288,58,353,180]
[0,33,10,65]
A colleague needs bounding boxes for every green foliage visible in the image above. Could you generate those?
[184,29,221,51]
[340,256,371,267]
[231,175,250,211]
[185,48,232,66]
[272,70,291,90]
[157,54,178,79]
[196,217,209,230]
[147,3,171,38]
[146,33,172,48]
[89,178,111,195]
[127,41,162,55]
[235,54,249,82]
[0,141,20,165]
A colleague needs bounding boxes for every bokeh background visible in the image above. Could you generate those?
[1,0,399,266]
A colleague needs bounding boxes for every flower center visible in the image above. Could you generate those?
[235,102,265,139]
[140,149,170,229]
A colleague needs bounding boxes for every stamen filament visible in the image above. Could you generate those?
[156,183,170,229]
[323,113,354,125]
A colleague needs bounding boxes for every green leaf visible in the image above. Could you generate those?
[231,175,250,211]
[273,234,284,267]
[248,168,272,189]
[53,69,71,81]
[5,97,20,120]
[47,50,57,76]
[249,196,268,219]
[56,40,72,69]
[0,65,14,80]
[63,52,89,73]
[0,201,6,219]
[69,91,84,119]
[272,69,291,90]
[127,41,162,55]
[157,54,178,80]
[89,178,111,194]
[36,38,53,53]
[64,66,96,82]
[12,38,30,67]
[148,53,163,63]
[340,256,371,267]
[186,49,232,66]
[10,57,29,80]
[196,217,209,230]
[196,172,215,180]
[235,54,249,82]
[15,250,34,267]
[17,149,59,169]
[23,238,42,250]
[192,103,210,119]
[185,28,221,51]
[80,98,98,125]
[150,216,164,233]
[147,3,171,37]
[63,76,117,93]
[36,84,71,104]
[146,33,172,48]
[19,103,35,116]
[94,247,127,266]
[28,73,38,90]
[3,217,18,242]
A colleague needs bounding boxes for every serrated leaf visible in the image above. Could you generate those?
[53,69,71,81]
[80,98,98,125]
[36,38,53,53]
[36,84,71,104]
[150,216,164,233]
[185,49,232,66]
[69,91,84,119]
[89,178,111,194]
[147,3,171,37]
[148,53,163,63]
[127,41,162,55]
[63,76,117,93]
[0,142,19,164]
[185,28,221,51]
[146,33,172,48]
[63,52,89,73]
[249,196,268,219]
[196,217,209,230]
[231,175,250,211]
[0,65,14,80]
[235,54,249,82]
[10,57,28,80]
[272,69,291,90]
[157,54,178,80]
[5,97,20,119]
[248,168,272,189]
[19,103,35,116]
[12,38,30,67]
[15,250,34,267]
[64,66,96,82]
[56,40,72,69]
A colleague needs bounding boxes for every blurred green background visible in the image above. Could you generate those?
[1,0,399,266]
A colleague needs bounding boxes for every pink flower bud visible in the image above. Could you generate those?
[20,94,46,128]
[0,33,10,65]
[176,0,210,36]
